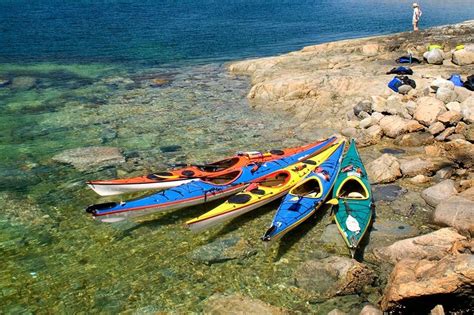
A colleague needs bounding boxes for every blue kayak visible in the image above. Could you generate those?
[86,137,338,222]
[261,140,345,244]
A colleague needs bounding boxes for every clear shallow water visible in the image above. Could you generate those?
[1,0,473,312]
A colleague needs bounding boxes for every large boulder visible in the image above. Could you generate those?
[203,293,287,315]
[423,48,444,65]
[294,256,376,297]
[421,180,458,207]
[381,254,474,311]
[452,47,474,66]
[414,97,446,126]
[367,154,401,184]
[436,87,457,104]
[433,196,474,234]
[52,146,125,171]
[373,228,467,264]
[379,116,409,138]
[399,157,452,177]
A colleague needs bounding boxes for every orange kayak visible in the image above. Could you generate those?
[86,140,330,196]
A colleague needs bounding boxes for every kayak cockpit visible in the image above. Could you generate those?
[199,157,240,171]
[336,177,369,200]
[291,177,322,198]
[203,171,241,185]
[259,171,290,188]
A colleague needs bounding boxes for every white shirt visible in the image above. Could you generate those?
[413,7,422,22]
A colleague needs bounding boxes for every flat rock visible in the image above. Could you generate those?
[434,196,474,234]
[367,154,401,184]
[446,101,461,112]
[52,146,125,171]
[381,254,474,311]
[379,116,409,138]
[394,132,434,147]
[370,221,418,241]
[372,184,407,202]
[414,97,447,126]
[373,228,467,264]
[379,148,405,155]
[294,256,376,297]
[399,157,452,177]
[203,293,287,315]
[437,111,463,124]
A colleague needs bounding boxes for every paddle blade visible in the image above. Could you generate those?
[326,198,339,205]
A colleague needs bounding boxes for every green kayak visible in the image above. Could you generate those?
[329,139,374,258]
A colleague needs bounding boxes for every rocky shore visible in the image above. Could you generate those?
[226,21,474,314]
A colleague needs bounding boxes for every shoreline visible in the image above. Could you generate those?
[227,20,474,313]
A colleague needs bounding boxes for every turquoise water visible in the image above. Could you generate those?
[1,0,473,313]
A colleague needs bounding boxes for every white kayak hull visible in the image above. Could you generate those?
[87,179,197,196]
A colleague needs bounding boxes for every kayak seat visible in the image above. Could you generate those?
[228,194,252,204]
[339,178,368,199]
[181,170,196,177]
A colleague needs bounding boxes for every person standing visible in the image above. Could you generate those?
[412,3,422,31]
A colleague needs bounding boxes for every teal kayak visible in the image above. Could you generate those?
[329,139,374,258]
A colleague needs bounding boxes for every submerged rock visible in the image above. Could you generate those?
[189,237,257,265]
[381,254,474,312]
[373,228,467,264]
[11,76,37,90]
[52,146,125,171]
[0,78,11,87]
[203,293,287,314]
[160,145,182,153]
[394,132,433,147]
[294,256,375,297]
[372,185,407,202]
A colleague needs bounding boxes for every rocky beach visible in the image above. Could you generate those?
[225,21,474,314]
[1,14,474,314]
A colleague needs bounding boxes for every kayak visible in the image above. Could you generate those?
[86,137,338,222]
[329,139,373,258]
[261,140,345,244]
[186,140,345,232]
[86,140,326,196]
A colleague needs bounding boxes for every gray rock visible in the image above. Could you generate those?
[430,78,454,91]
[434,196,474,234]
[435,127,455,141]
[394,132,434,147]
[424,48,444,65]
[370,221,418,241]
[421,179,458,207]
[320,224,347,248]
[367,154,402,184]
[294,256,375,297]
[52,146,125,171]
[428,121,445,135]
[436,87,457,104]
[341,127,358,138]
[189,237,256,265]
[391,191,426,217]
[373,184,407,202]
[435,167,454,180]
[398,85,413,95]
[454,86,473,103]
[354,100,373,117]
[359,117,374,129]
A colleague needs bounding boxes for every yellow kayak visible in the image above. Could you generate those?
[185,140,344,232]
